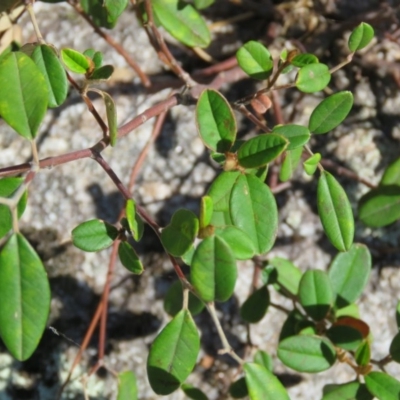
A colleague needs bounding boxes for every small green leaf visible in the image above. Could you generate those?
[0,233,51,360]
[31,44,68,108]
[296,63,331,93]
[152,0,211,48]
[380,158,400,186]
[181,384,208,400]
[272,125,310,150]
[236,41,274,80]
[291,53,319,67]
[237,134,288,168]
[72,219,119,252]
[161,209,199,257]
[125,199,144,241]
[279,310,306,341]
[191,235,237,302]
[240,285,269,323]
[89,65,114,80]
[329,243,371,309]
[244,363,290,400]
[304,153,321,175]
[348,22,374,52]
[268,257,302,297]
[194,0,214,9]
[355,340,371,366]
[365,372,400,400]
[280,146,303,182]
[61,48,90,74]
[0,52,48,139]
[254,350,273,372]
[164,279,204,317]
[200,195,213,229]
[92,51,103,68]
[309,91,354,134]
[81,0,129,29]
[359,186,400,227]
[317,171,354,251]
[214,226,256,260]
[229,377,248,399]
[0,177,27,239]
[83,48,96,59]
[322,382,373,400]
[278,335,336,372]
[196,89,236,152]
[326,325,363,351]
[390,332,400,363]
[118,242,143,274]
[117,371,138,400]
[147,310,200,395]
[299,270,333,321]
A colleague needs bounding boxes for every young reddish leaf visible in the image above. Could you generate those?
[334,316,370,339]
[181,383,208,400]
[240,285,269,323]
[125,199,144,241]
[31,44,68,108]
[348,22,374,52]
[196,89,236,152]
[236,41,274,80]
[237,134,288,168]
[365,372,400,400]
[304,153,321,175]
[147,310,200,395]
[161,209,199,257]
[296,63,331,93]
[0,52,48,139]
[278,336,336,372]
[309,91,353,134]
[118,242,143,274]
[71,219,119,252]
[317,171,354,251]
[117,371,138,400]
[322,382,373,400]
[272,124,310,150]
[0,233,50,361]
[280,146,303,182]
[191,235,237,302]
[244,363,290,400]
[380,157,400,186]
[250,93,272,114]
[152,0,210,48]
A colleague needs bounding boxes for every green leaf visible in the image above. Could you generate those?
[326,325,363,351]
[329,243,371,308]
[381,158,400,186]
[147,310,200,395]
[229,377,248,399]
[317,171,354,251]
[348,22,374,52]
[365,372,400,400]
[278,335,336,372]
[0,233,50,360]
[237,134,288,168]
[164,279,204,317]
[236,41,274,80]
[229,174,278,254]
[296,63,331,93]
[89,65,114,80]
[272,125,310,150]
[0,52,48,139]
[240,285,269,323]
[303,153,321,175]
[244,363,290,400]
[208,171,240,214]
[0,177,27,239]
[268,257,302,297]
[191,235,237,302]
[214,226,256,260]
[161,209,199,257]
[279,146,303,182]
[291,53,319,67]
[355,340,371,366]
[61,48,90,74]
[200,195,213,229]
[125,199,144,241]
[181,384,208,400]
[118,242,143,274]
[72,219,119,251]
[322,382,373,400]
[279,310,306,341]
[152,0,211,48]
[92,51,103,69]
[254,350,273,372]
[309,91,354,134]
[390,332,400,363]
[359,186,400,227]
[83,48,96,59]
[396,301,400,330]
[31,44,68,108]
[298,270,333,321]
[194,0,214,9]
[81,0,129,29]
[335,303,360,319]
[117,371,138,400]
[196,89,236,152]
[98,90,118,146]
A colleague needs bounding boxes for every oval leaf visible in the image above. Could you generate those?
[272,124,310,150]
[317,171,354,251]
[118,242,143,274]
[61,48,90,74]
[0,233,51,360]
[200,195,213,229]
[191,235,237,302]
[125,199,144,241]
[196,89,236,152]
[322,382,373,400]
[0,52,48,139]
[117,371,138,400]
[237,134,288,168]
[278,335,336,372]
[365,372,400,400]
[81,0,128,29]
[303,153,321,176]
[268,257,302,297]
[240,285,269,323]
[214,226,256,260]
[329,243,371,308]
[99,90,118,146]
[236,41,274,80]
[390,332,400,363]
[147,309,200,395]
[280,146,303,182]
[296,63,331,93]
[254,350,273,372]
[309,91,354,134]
[291,53,319,67]
[348,22,374,52]
[326,325,363,351]
[181,383,208,400]
[90,64,114,80]
[381,157,400,186]
[355,340,371,367]
[72,219,119,252]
